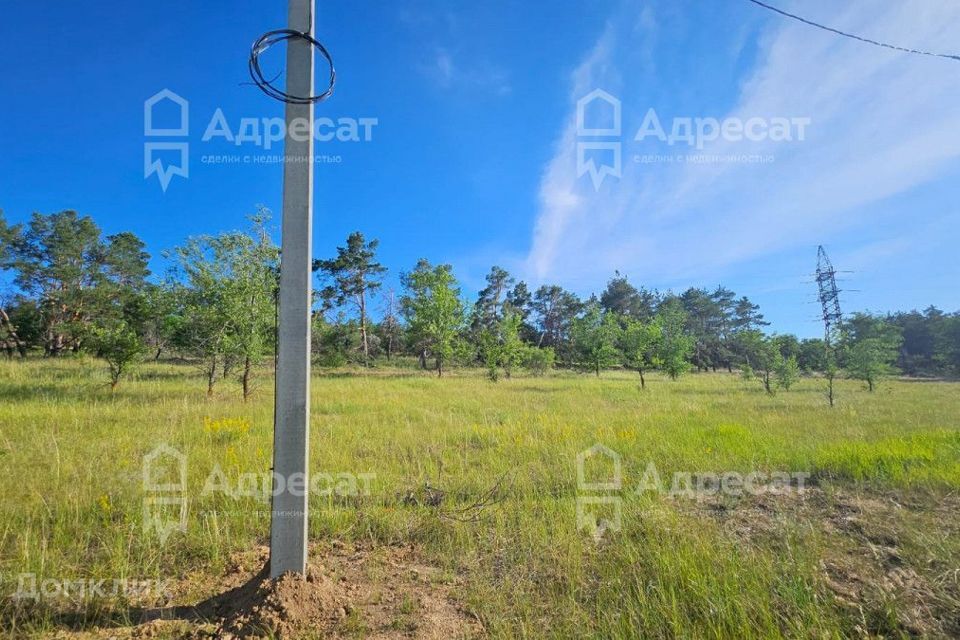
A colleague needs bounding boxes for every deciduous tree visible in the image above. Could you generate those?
[845,315,902,392]
[401,261,465,377]
[655,298,693,380]
[88,318,145,389]
[619,316,661,389]
[571,304,621,376]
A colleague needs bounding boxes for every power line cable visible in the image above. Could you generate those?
[248,22,336,104]
[744,0,960,62]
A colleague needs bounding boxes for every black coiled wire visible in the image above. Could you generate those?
[248,29,336,104]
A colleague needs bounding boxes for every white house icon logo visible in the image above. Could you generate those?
[577,442,622,491]
[142,443,188,543]
[576,89,621,137]
[575,442,623,541]
[576,89,622,191]
[144,89,189,192]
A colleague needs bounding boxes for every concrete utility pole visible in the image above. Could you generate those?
[270,0,315,578]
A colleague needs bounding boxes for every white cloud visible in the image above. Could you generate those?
[402,6,511,96]
[421,47,510,95]
[432,49,455,87]
[528,24,617,281]
[524,0,960,289]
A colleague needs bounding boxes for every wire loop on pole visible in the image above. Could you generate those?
[248,29,336,104]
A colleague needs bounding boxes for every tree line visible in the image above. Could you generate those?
[1,209,958,398]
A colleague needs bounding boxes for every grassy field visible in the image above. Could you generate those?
[1,358,959,638]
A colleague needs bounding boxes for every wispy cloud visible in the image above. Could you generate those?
[524,0,960,289]
[401,6,510,96]
[421,47,511,95]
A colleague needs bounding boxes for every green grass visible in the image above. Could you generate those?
[1,358,958,638]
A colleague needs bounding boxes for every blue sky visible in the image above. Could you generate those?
[1,1,958,337]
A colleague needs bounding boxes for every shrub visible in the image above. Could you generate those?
[523,346,555,376]
[775,355,801,390]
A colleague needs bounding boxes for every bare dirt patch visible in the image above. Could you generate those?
[47,541,483,639]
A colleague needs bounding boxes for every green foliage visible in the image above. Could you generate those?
[939,315,960,376]
[140,283,180,360]
[314,232,386,365]
[1,298,41,356]
[599,272,657,320]
[313,316,358,367]
[619,315,661,388]
[504,281,538,344]
[798,338,827,373]
[678,287,719,372]
[168,212,278,397]
[375,289,403,360]
[472,266,515,334]
[844,315,903,392]
[477,311,528,381]
[571,304,621,376]
[885,307,960,376]
[775,355,801,390]
[478,331,500,381]
[531,285,582,363]
[0,209,14,261]
[677,287,766,372]
[655,298,693,380]
[774,334,801,361]
[0,210,152,376]
[6,208,960,391]
[401,260,465,377]
[736,330,781,394]
[522,345,555,376]
[0,210,150,355]
[498,311,525,378]
[87,319,146,388]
